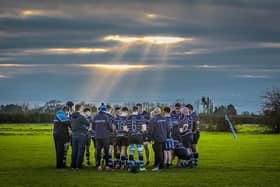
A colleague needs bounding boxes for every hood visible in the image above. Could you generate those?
[71,112,80,119]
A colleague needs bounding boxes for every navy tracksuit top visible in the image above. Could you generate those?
[92,111,112,139]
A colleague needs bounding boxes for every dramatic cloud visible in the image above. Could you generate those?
[0,0,279,112]
[233,75,272,79]
[0,74,7,79]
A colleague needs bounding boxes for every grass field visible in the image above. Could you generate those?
[0,124,279,187]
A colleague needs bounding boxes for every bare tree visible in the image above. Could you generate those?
[262,88,280,133]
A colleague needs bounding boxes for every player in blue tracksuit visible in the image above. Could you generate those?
[149,107,169,171]
[92,103,113,171]
[53,106,70,168]
[186,104,200,167]
[179,107,193,168]
[113,107,128,169]
[163,107,174,168]
[136,103,151,166]
[127,106,147,172]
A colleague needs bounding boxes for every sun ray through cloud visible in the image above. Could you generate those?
[103,35,193,45]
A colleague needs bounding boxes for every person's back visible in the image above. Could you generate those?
[53,106,70,168]
[114,115,128,137]
[191,111,200,132]
[71,111,89,135]
[149,107,168,171]
[92,103,113,171]
[150,114,168,143]
[70,104,89,169]
[114,107,129,169]
[92,111,111,139]
[53,110,70,141]
[127,106,146,171]
[171,110,183,120]
[171,118,181,141]
[136,103,151,167]
[165,115,173,138]
[138,110,150,122]
[127,113,143,135]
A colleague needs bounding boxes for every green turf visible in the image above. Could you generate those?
[235,124,271,134]
[0,124,279,187]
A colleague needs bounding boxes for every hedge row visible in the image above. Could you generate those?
[199,114,265,132]
[0,113,54,123]
[0,112,266,132]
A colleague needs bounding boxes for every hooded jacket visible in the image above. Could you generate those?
[70,112,89,136]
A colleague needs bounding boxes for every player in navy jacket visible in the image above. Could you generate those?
[149,107,168,171]
[92,103,113,171]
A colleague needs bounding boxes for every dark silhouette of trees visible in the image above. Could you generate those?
[213,104,237,116]
[201,96,213,114]
[262,88,280,133]
[0,104,23,112]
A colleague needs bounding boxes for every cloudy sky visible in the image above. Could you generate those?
[0,0,279,113]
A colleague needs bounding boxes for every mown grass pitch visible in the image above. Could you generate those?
[0,124,279,187]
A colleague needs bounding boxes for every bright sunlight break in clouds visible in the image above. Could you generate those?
[103,35,192,45]
[21,10,45,17]
[79,64,151,71]
[44,48,108,54]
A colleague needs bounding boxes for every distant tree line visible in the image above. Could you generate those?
[0,88,279,134]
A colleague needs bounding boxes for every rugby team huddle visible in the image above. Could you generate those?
[53,102,200,172]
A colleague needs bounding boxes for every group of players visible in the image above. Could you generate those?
[53,102,200,172]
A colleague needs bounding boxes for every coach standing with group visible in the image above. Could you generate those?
[70,104,90,169]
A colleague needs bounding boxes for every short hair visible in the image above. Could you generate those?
[75,104,82,111]
[114,106,121,111]
[163,106,171,113]
[66,101,74,107]
[132,106,138,112]
[122,107,129,112]
[186,104,193,110]
[106,104,112,109]
[83,107,91,113]
[136,103,142,107]
[175,103,181,108]
[63,106,70,112]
